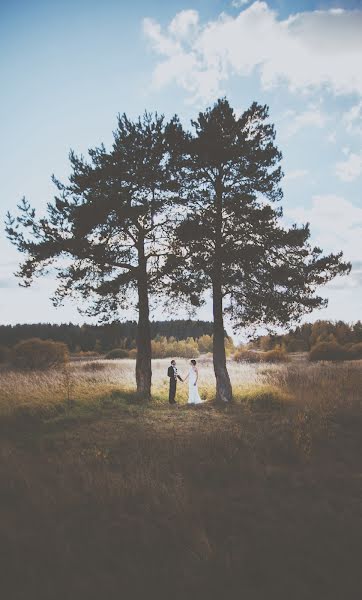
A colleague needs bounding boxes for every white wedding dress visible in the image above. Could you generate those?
[188,367,203,405]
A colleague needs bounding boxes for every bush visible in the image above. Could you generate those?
[0,345,10,363]
[347,342,362,360]
[197,334,213,354]
[151,337,200,359]
[234,349,261,363]
[259,335,274,351]
[263,347,290,363]
[174,338,200,358]
[128,349,137,359]
[309,341,349,362]
[11,338,69,370]
[225,335,236,356]
[284,338,309,352]
[105,348,129,359]
[234,347,289,363]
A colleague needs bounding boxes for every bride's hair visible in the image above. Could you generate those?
[190,359,197,366]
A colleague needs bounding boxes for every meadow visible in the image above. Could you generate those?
[0,356,361,599]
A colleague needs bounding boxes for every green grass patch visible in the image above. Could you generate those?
[234,384,292,409]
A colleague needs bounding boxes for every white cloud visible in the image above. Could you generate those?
[284,106,327,138]
[168,10,199,39]
[343,101,362,135]
[286,194,362,262]
[143,18,181,56]
[232,1,251,7]
[336,152,362,182]
[143,1,362,102]
[284,169,308,182]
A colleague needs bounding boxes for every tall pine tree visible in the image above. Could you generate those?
[6,112,183,399]
[167,99,350,402]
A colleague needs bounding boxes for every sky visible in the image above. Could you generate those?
[0,0,361,335]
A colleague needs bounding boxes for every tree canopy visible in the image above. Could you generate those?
[6,98,351,401]
[6,112,184,399]
[166,99,350,401]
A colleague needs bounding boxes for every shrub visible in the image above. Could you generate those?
[128,349,137,359]
[11,338,69,370]
[151,337,200,359]
[347,342,362,360]
[233,349,261,363]
[0,345,10,363]
[309,341,349,362]
[197,334,213,354]
[259,335,274,351]
[225,336,236,356]
[263,347,290,363]
[284,338,309,352]
[174,338,200,358]
[105,348,129,359]
[234,346,289,363]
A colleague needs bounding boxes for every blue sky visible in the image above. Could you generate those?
[1,0,361,333]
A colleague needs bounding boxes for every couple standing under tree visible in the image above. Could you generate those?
[167,359,203,405]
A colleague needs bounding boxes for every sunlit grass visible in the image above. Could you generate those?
[0,356,286,415]
[0,355,360,428]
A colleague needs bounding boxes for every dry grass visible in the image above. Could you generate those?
[0,356,285,416]
[0,357,361,600]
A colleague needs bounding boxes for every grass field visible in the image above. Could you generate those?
[0,357,361,599]
[0,356,290,417]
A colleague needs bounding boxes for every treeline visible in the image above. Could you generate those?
[0,320,215,353]
[250,320,362,352]
[151,334,234,358]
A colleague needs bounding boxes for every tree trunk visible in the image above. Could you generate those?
[212,278,233,403]
[212,177,233,403]
[135,237,152,400]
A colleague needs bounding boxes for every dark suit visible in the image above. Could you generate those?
[168,365,182,404]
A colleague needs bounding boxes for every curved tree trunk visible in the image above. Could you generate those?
[212,177,232,403]
[135,237,152,400]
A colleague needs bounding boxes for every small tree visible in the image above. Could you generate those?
[168,99,350,402]
[6,112,183,399]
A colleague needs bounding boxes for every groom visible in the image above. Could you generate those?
[167,359,183,404]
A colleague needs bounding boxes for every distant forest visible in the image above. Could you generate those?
[250,320,362,352]
[0,320,215,352]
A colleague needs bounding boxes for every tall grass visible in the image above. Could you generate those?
[0,356,285,416]
[0,358,361,599]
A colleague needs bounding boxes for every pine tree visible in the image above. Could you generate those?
[167,99,350,402]
[5,112,183,399]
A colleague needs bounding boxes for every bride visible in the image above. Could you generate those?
[184,359,203,405]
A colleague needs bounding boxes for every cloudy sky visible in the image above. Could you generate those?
[1,0,361,331]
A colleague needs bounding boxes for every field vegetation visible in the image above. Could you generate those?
[0,356,361,599]
[234,346,289,363]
